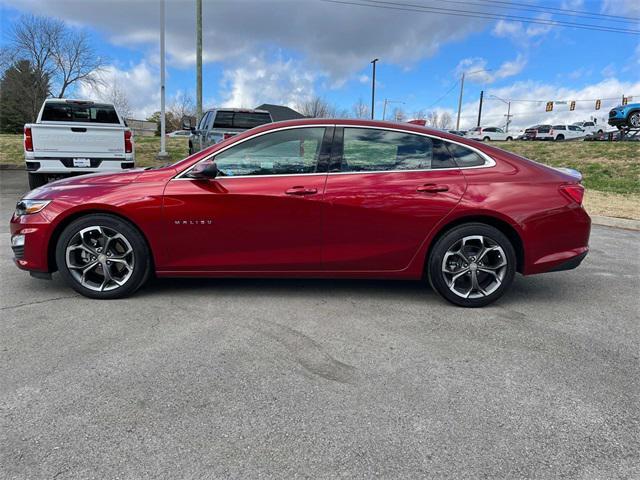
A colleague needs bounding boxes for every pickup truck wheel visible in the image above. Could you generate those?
[555,134,565,141]
[629,112,640,128]
[28,173,47,190]
[506,136,513,141]
[483,136,490,142]
[55,214,151,299]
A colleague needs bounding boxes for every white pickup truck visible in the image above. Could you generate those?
[24,99,135,189]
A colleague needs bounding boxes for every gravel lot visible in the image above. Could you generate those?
[1,170,639,479]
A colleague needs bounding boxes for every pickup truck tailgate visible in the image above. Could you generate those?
[31,124,126,158]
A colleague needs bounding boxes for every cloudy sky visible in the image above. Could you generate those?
[1,0,639,129]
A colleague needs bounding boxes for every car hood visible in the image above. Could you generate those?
[24,167,177,200]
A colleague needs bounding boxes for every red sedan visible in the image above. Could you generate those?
[10,119,590,307]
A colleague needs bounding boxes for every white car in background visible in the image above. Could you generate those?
[572,121,604,135]
[465,126,514,141]
[166,130,191,137]
[539,124,586,141]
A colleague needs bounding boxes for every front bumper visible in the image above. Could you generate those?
[10,210,56,273]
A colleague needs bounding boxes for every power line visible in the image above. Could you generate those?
[424,80,460,110]
[360,0,640,33]
[473,0,640,23]
[318,0,640,34]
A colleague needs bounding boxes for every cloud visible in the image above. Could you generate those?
[601,0,640,17]
[2,0,490,82]
[78,61,159,119]
[455,54,527,84]
[219,55,317,109]
[454,77,640,130]
[492,14,553,44]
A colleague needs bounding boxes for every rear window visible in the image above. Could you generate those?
[445,143,486,168]
[213,111,272,129]
[552,125,566,130]
[41,102,120,124]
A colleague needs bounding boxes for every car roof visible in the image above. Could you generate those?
[206,108,270,114]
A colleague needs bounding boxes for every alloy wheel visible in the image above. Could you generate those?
[441,235,507,299]
[65,225,135,292]
[630,112,640,128]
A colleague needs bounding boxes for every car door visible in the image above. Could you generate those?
[494,128,507,140]
[322,127,468,272]
[162,126,332,272]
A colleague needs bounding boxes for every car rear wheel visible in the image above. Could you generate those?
[506,136,513,141]
[629,111,640,128]
[555,134,565,141]
[28,173,47,190]
[55,214,151,299]
[483,136,490,142]
[427,223,516,307]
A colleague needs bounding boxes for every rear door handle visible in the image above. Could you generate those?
[417,184,449,193]
[285,186,318,196]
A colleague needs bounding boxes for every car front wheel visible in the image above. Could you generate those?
[55,214,151,299]
[427,223,516,307]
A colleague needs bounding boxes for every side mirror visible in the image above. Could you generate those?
[188,160,218,180]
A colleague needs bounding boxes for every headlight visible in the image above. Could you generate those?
[15,199,51,216]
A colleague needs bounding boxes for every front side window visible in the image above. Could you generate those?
[214,127,325,176]
[341,128,456,172]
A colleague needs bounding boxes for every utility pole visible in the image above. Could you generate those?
[382,99,404,121]
[456,72,465,130]
[505,101,512,132]
[196,0,202,124]
[157,0,169,160]
[370,58,378,120]
[477,90,484,127]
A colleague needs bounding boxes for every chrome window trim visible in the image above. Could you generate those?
[173,123,495,181]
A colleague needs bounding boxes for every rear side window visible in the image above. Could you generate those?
[553,125,566,130]
[445,143,487,168]
[41,102,120,124]
[341,128,456,172]
[213,111,272,129]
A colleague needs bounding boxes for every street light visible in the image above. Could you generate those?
[370,58,379,120]
[382,99,404,121]
[157,0,169,161]
[456,68,493,130]
[489,94,512,132]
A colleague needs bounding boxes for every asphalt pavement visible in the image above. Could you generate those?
[1,169,639,479]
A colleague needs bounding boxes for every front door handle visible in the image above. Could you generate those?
[285,186,318,196]
[417,184,449,193]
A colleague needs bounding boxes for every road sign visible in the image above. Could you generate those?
[546,101,553,112]
[570,101,576,111]
[595,99,601,110]
[622,97,628,105]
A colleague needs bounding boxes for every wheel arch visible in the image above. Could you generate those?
[424,214,525,274]
[47,208,156,273]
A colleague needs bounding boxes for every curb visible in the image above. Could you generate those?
[1,164,638,231]
[591,215,640,232]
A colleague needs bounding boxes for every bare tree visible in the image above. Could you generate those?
[351,98,369,119]
[103,81,132,120]
[392,107,406,122]
[412,109,426,121]
[297,96,336,118]
[426,111,439,128]
[168,91,196,130]
[8,14,105,98]
[438,112,453,129]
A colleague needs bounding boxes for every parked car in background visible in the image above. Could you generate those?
[24,99,134,189]
[167,130,191,137]
[608,103,640,129]
[11,119,590,308]
[187,108,273,154]
[572,120,604,135]
[523,124,552,140]
[465,126,513,141]
[546,124,586,141]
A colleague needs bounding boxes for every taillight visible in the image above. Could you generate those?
[24,127,33,152]
[560,183,584,205]
[124,130,133,153]
[549,129,554,136]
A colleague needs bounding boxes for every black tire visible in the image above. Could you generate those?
[427,223,516,308]
[628,111,640,128]
[55,214,151,299]
[483,136,490,142]
[555,134,565,141]
[28,173,47,190]
[506,136,513,141]
[188,142,193,155]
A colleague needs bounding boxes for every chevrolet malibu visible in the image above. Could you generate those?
[10,119,590,307]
